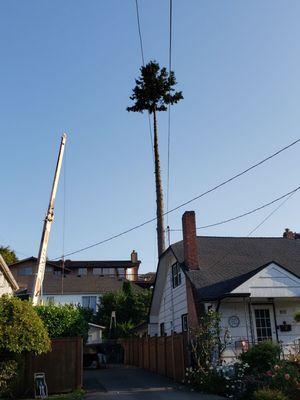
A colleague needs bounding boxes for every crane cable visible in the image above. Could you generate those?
[52,138,300,259]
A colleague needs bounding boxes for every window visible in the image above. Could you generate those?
[78,267,87,276]
[172,263,182,288]
[82,296,97,313]
[182,314,188,332]
[254,309,273,342]
[160,323,165,336]
[46,296,55,304]
[117,268,125,278]
[53,269,62,276]
[45,266,53,273]
[19,266,32,276]
[93,268,103,275]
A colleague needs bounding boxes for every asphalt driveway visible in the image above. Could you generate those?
[84,365,224,400]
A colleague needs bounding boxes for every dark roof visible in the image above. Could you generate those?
[50,260,140,269]
[171,236,300,300]
[9,257,72,271]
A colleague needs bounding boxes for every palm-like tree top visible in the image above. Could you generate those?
[127,61,183,114]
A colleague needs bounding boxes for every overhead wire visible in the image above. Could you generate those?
[169,185,300,232]
[166,0,173,229]
[206,186,299,272]
[53,138,300,259]
[134,0,155,164]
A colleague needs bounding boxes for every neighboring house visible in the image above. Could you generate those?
[87,323,105,345]
[9,251,143,312]
[149,211,300,361]
[0,254,19,295]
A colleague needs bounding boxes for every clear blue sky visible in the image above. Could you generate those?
[1,1,300,273]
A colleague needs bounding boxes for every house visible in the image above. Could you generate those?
[9,251,143,312]
[148,211,300,361]
[0,254,19,295]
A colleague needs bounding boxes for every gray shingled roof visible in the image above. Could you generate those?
[171,236,300,300]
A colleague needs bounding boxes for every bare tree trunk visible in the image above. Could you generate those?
[153,109,165,257]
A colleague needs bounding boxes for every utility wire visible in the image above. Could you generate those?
[247,190,297,236]
[169,185,300,232]
[53,138,300,259]
[206,186,299,272]
[134,0,155,164]
[166,0,173,227]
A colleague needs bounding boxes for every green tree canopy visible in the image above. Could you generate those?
[127,60,183,114]
[35,304,90,342]
[95,282,151,338]
[0,246,18,265]
[0,295,50,355]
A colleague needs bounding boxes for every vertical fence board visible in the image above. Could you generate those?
[24,337,83,395]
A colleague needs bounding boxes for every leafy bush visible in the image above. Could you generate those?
[294,310,300,323]
[0,295,50,355]
[253,388,289,400]
[35,304,89,341]
[95,282,151,338]
[239,341,281,373]
[0,359,18,397]
[189,310,225,369]
[265,361,299,399]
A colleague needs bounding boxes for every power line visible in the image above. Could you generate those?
[169,185,300,232]
[247,190,297,236]
[54,138,300,259]
[134,0,154,164]
[206,186,299,272]
[166,0,173,226]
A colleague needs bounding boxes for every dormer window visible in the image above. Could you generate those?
[172,263,181,288]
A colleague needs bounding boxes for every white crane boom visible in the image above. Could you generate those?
[32,133,67,306]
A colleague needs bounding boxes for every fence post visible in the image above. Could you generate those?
[171,332,176,380]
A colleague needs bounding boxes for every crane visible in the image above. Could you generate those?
[32,133,67,306]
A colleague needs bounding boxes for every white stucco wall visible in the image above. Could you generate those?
[0,270,13,296]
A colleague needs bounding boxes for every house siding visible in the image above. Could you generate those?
[232,263,300,297]
[0,270,13,296]
[157,265,187,336]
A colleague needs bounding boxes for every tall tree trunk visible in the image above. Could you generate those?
[153,109,166,257]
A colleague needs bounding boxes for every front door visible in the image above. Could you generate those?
[252,305,277,342]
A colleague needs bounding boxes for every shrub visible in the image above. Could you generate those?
[0,295,50,355]
[239,341,281,373]
[0,359,18,397]
[253,388,289,400]
[294,311,300,323]
[265,361,299,399]
[35,304,89,341]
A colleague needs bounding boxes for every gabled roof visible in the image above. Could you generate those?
[171,236,300,300]
[9,257,72,271]
[0,254,19,291]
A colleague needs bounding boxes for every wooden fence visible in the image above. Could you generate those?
[122,332,189,382]
[23,337,83,395]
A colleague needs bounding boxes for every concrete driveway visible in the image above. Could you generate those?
[84,365,224,400]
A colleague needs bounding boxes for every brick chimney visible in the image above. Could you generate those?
[283,228,295,240]
[131,250,138,263]
[182,211,199,270]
